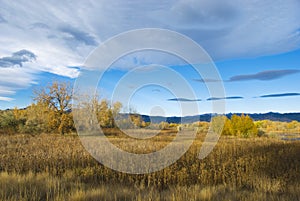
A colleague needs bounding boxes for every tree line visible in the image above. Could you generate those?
[1,81,299,136]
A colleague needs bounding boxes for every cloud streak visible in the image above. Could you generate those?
[206,96,244,101]
[168,96,244,102]
[0,67,37,102]
[0,96,14,101]
[258,93,300,98]
[193,69,300,83]
[229,69,300,82]
[167,98,202,102]
[152,89,161,92]
[59,25,98,46]
[193,78,222,83]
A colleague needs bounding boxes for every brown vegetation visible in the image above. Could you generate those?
[0,133,300,200]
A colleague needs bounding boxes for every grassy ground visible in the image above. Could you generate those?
[0,131,300,200]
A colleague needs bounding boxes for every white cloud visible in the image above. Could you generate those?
[0,0,300,101]
[0,96,14,102]
[0,68,36,86]
[0,91,14,96]
[0,87,15,95]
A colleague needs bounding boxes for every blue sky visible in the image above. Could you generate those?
[1,1,300,116]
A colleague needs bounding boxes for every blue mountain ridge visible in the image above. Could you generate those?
[133,112,300,124]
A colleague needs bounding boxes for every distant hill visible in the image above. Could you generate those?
[137,112,300,124]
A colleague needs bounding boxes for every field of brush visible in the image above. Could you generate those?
[1,130,300,201]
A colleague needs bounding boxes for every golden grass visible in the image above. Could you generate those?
[0,132,300,200]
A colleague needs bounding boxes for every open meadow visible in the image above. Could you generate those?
[1,130,300,201]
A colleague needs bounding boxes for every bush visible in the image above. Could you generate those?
[0,111,24,134]
[218,114,258,137]
[159,122,169,130]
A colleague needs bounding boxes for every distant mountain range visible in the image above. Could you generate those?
[3,108,300,123]
[136,112,300,124]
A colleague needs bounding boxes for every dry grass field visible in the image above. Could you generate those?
[0,131,300,201]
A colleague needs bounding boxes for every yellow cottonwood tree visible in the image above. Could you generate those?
[30,81,74,134]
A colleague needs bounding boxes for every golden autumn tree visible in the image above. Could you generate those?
[33,81,72,114]
[31,81,74,134]
[223,114,258,137]
[96,99,122,128]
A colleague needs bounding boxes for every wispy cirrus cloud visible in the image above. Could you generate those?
[0,67,38,102]
[228,69,300,82]
[154,0,300,60]
[258,93,300,98]
[1,0,300,70]
[0,88,15,95]
[0,86,15,102]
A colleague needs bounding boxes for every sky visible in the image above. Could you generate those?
[0,0,300,116]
